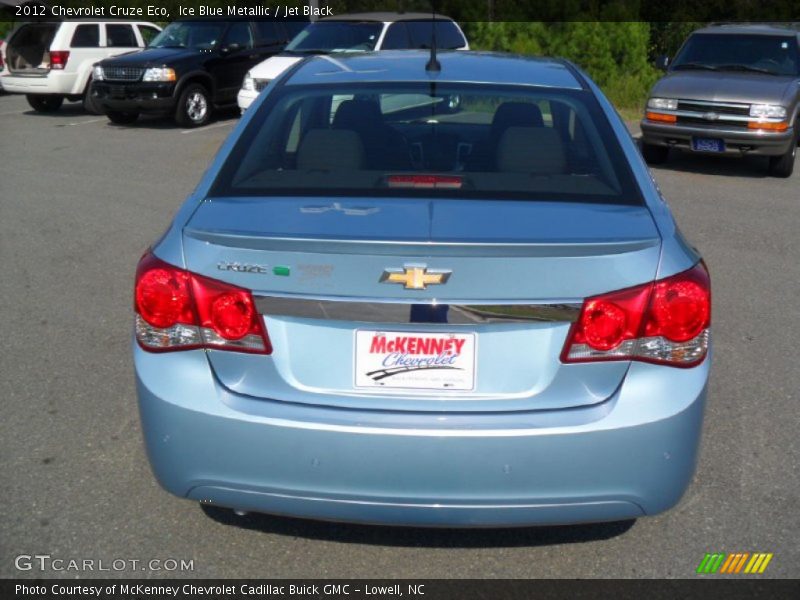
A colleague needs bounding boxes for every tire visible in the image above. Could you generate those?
[768,135,797,178]
[82,79,104,115]
[26,94,64,113]
[641,142,669,165]
[106,111,139,125]
[175,83,212,127]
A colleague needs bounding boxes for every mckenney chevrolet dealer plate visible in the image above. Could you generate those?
[354,330,476,391]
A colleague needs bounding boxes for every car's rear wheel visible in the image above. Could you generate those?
[82,79,104,115]
[176,83,211,127]
[26,94,64,113]
[106,110,139,125]
[641,142,669,165]
[768,134,797,178]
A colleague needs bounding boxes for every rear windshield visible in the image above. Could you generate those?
[212,82,643,206]
[284,22,383,53]
[672,34,800,76]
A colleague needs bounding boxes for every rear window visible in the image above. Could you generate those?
[212,83,643,206]
[71,24,99,48]
[106,24,137,48]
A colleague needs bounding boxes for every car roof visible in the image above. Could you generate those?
[321,12,456,23]
[285,51,583,90]
[693,24,800,37]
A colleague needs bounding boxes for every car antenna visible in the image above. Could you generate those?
[425,2,441,72]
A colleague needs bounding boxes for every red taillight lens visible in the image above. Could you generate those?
[49,51,70,70]
[210,293,254,339]
[134,252,271,354]
[135,265,193,328]
[562,262,711,367]
[645,266,710,343]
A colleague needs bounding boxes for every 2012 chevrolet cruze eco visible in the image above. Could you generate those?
[133,51,712,527]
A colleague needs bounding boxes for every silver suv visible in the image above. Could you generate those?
[640,25,799,177]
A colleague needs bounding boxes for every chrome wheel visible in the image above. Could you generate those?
[186,91,208,123]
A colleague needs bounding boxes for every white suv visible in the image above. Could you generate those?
[237,13,468,112]
[1,20,161,113]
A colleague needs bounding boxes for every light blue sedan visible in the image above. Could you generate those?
[133,51,711,527]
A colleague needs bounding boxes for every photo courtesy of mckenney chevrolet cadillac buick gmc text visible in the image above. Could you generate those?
[132,50,711,527]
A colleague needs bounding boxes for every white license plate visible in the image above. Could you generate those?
[354,330,476,391]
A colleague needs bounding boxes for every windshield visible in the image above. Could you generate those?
[672,34,800,76]
[285,22,382,53]
[149,21,227,50]
[212,83,643,206]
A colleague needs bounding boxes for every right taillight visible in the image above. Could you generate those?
[134,252,271,354]
[562,262,710,368]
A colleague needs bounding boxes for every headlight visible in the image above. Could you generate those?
[242,72,255,92]
[647,97,678,111]
[92,65,104,81]
[142,67,176,82]
[749,104,786,119]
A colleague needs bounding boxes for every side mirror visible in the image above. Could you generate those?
[655,55,670,71]
[221,42,241,54]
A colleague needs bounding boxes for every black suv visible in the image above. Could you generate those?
[91,19,306,126]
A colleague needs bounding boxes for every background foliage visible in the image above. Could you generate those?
[0,1,760,111]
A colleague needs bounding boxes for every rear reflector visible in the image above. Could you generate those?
[562,262,711,367]
[387,175,463,189]
[646,111,677,124]
[49,51,70,70]
[134,252,271,354]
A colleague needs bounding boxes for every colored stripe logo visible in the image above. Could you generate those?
[697,553,773,574]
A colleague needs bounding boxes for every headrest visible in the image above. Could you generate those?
[296,129,364,171]
[496,127,566,174]
[491,102,545,132]
[332,100,384,130]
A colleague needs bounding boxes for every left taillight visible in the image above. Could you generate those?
[49,50,70,70]
[561,262,711,368]
[134,252,271,354]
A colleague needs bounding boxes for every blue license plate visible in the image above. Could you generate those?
[692,137,725,152]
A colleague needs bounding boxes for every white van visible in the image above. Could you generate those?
[1,20,161,113]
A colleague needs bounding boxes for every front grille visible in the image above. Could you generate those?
[676,116,748,129]
[677,100,750,116]
[254,78,269,92]
[103,67,144,82]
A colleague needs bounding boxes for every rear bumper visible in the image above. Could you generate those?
[1,71,78,95]
[92,81,176,114]
[640,120,795,156]
[134,343,709,527]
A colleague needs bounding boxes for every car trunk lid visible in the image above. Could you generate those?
[181,196,661,412]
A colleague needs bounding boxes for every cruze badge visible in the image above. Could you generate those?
[217,261,269,274]
[380,266,451,290]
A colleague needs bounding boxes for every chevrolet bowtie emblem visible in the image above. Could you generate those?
[380,266,451,290]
